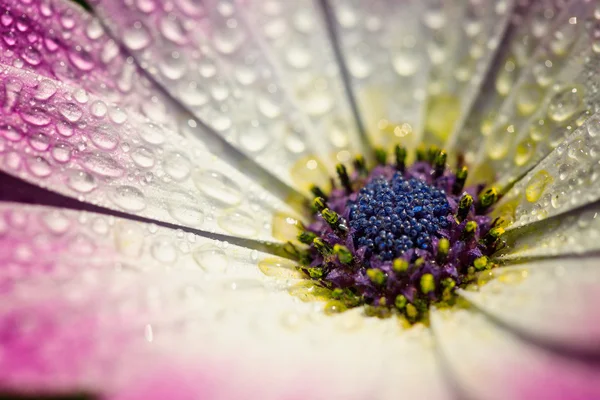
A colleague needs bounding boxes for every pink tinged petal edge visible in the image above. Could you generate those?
[0,202,449,400]
[0,0,179,130]
[0,64,298,241]
[431,307,600,400]
[459,260,600,354]
[91,0,338,187]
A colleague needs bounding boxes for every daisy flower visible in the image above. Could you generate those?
[0,0,599,398]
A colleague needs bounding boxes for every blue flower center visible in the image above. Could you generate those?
[349,173,451,260]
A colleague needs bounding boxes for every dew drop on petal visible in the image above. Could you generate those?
[123,22,152,50]
[66,170,97,193]
[110,185,146,211]
[218,211,259,237]
[192,245,228,273]
[151,237,178,263]
[525,170,553,203]
[191,169,242,207]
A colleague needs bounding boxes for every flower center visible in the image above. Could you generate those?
[290,146,505,323]
[350,174,450,260]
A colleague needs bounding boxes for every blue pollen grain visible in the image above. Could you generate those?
[295,146,503,323]
[349,174,451,261]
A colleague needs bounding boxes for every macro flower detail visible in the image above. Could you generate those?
[0,0,600,399]
[296,148,500,322]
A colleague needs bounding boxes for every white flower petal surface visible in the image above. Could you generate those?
[91,0,345,191]
[0,202,450,399]
[0,0,305,202]
[450,0,572,163]
[458,260,600,354]
[431,306,600,400]
[498,201,600,258]
[497,111,600,229]
[472,0,600,187]
[327,0,515,152]
[0,66,298,241]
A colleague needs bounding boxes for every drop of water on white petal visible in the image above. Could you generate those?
[191,169,242,207]
[218,211,258,237]
[110,186,146,211]
[192,245,228,273]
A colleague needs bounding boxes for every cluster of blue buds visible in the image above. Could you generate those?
[288,145,505,323]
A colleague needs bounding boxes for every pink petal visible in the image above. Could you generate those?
[0,202,449,399]
[431,307,600,400]
[92,0,348,188]
[459,259,600,354]
[0,0,178,130]
[0,66,298,240]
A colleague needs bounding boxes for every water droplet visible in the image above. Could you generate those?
[131,146,155,168]
[89,125,119,150]
[392,51,420,77]
[66,170,97,193]
[525,170,553,203]
[257,96,281,119]
[81,153,124,178]
[158,49,188,80]
[20,107,51,126]
[486,124,515,160]
[41,211,70,235]
[258,258,303,279]
[160,15,187,44]
[59,102,83,122]
[22,46,41,65]
[109,107,128,124]
[514,139,536,166]
[547,86,584,123]
[495,57,517,96]
[163,151,191,181]
[178,81,209,106]
[290,156,330,193]
[1,125,23,142]
[26,156,51,177]
[151,238,178,263]
[35,80,57,100]
[516,84,543,116]
[286,46,311,69]
[588,117,600,138]
[68,50,95,71]
[213,27,244,54]
[192,245,228,273]
[191,169,242,207]
[239,123,269,153]
[110,186,146,211]
[140,123,165,145]
[28,132,50,151]
[218,211,259,237]
[115,221,145,257]
[271,212,300,242]
[51,142,72,163]
[167,192,205,227]
[124,22,151,50]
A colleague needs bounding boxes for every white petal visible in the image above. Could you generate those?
[459,259,600,353]
[470,1,600,185]
[449,0,570,164]
[0,65,299,241]
[92,0,343,191]
[498,202,600,258]
[0,202,450,399]
[431,306,600,400]
[497,112,600,230]
[327,0,514,151]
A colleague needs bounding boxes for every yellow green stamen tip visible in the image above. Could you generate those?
[313,237,331,255]
[474,256,490,271]
[374,148,387,165]
[394,294,407,309]
[478,187,499,210]
[457,193,473,222]
[313,197,326,212]
[333,244,353,264]
[392,258,409,273]
[436,238,450,263]
[366,268,387,285]
[307,267,324,279]
[420,273,435,294]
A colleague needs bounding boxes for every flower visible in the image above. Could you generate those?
[0,0,600,399]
